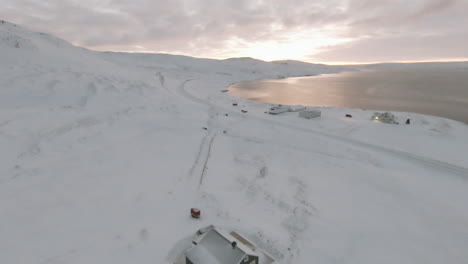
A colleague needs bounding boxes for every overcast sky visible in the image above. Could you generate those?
[1,0,467,63]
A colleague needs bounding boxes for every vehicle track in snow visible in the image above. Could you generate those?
[198,133,217,187]
[176,79,468,179]
[188,130,218,189]
[179,79,222,189]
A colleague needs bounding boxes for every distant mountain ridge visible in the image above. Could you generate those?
[0,20,348,78]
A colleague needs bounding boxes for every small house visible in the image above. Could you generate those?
[185,226,272,264]
[268,105,289,115]
[299,110,321,119]
[371,112,397,124]
[269,105,306,115]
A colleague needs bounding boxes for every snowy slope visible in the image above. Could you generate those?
[1,21,468,264]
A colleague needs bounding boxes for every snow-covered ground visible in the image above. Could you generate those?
[1,21,468,264]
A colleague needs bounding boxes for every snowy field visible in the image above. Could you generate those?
[1,21,468,264]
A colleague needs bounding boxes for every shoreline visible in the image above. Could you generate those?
[226,70,468,125]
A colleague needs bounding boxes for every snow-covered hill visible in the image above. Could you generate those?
[1,21,468,264]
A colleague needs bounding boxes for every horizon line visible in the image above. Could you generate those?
[88,46,468,66]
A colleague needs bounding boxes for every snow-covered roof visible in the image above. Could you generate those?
[269,105,290,114]
[215,228,257,256]
[186,227,257,264]
[288,105,306,112]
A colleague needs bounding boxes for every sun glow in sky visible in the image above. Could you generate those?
[222,28,354,62]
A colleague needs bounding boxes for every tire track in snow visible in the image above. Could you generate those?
[188,131,212,178]
[77,82,97,107]
[155,72,168,93]
[187,130,218,189]
[176,79,224,189]
[199,133,217,187]
[176,79,209,107]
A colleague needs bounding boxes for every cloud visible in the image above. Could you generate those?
[310,33,468,63]
[0,0,466,63]
[309,0,468,62]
